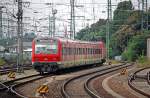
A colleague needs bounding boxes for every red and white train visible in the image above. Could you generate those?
[32,37,106,74]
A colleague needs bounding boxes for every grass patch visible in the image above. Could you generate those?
[109,60,121,64]
[137,56,150,68]
[0,58,6,66]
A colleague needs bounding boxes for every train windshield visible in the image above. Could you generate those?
[35,39,58,54]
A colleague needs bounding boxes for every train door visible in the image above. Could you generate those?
[73,43,75,66]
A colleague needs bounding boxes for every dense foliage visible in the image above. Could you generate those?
[75,19,107,42]
[76,1,150,61]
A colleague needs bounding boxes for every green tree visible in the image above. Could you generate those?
[122,30,150,61]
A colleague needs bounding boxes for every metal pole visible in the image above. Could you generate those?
[72,0,75,39]
[0,7,3,39]
[92,0,95,23]
[49,15,50,36]
[70,0,73,39]
[106,0,111,61]
[52,9,55,37]
[141,0,144,31]
[70,0,75,39]
[138,0,140,10]
[146,0,148,30]
[7,14,10,38]
[17,0,23,73]
[52,9,57,37]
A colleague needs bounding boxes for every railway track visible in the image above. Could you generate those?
[61,63,132,98]
[0,65,32,75]
[147,71,150,85]
[0,74,40,90]
[128,67,150,97]
[0,73,53,98]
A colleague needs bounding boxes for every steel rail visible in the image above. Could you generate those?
[61,63,129,98]
[0,65,32,75]
[0,74,40,91]
[147,71,150,85]
[84,63,132,98]
[128,67,150,97]
[10,75,51,98]
[134,67,150,79]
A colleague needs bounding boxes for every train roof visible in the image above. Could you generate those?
[34,36,104,45]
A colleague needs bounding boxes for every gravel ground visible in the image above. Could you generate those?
[89,65,146,98]
[91,73,115,98]
[108,75,141,98]
[136,68,150,76]
[16,75,73,98]
[0,69,38,82]
[13,64,121,98]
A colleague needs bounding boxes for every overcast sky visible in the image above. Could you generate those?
[1,0,150,36]
[24,0,127,36]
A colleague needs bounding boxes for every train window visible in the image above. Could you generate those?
[79,48,81,54]
[65,48,67,55]
[98,49,100,54]
[67,48,69,55]
[70,48,72,55]
[86,48,88,54]
[63,47,66,55]
[82,48,83,54]
[83,48,84,54]
[74,48,76,55]
[90,49,91,54]
[69,48,70,55]
[76,48,77,55]
[100,49,102,54]
[90,48,92,54]
[68,48,69,55]
[96,49,98,54]
[35,40,58,54]
[73,48,74,55]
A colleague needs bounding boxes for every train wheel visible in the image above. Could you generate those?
[47,66,52,73]
[53,66,58,72]
[40,71,44,75]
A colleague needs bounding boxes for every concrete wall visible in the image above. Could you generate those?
[147,38,150,59]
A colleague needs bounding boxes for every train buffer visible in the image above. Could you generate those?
[120,68,128,75]
[7,72,16,79]
[36,84,49,95]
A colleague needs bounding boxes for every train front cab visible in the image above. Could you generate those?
[32,38,61,74]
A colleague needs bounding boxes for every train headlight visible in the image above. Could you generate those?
[32,62,34,65]
[57,62,61,64]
